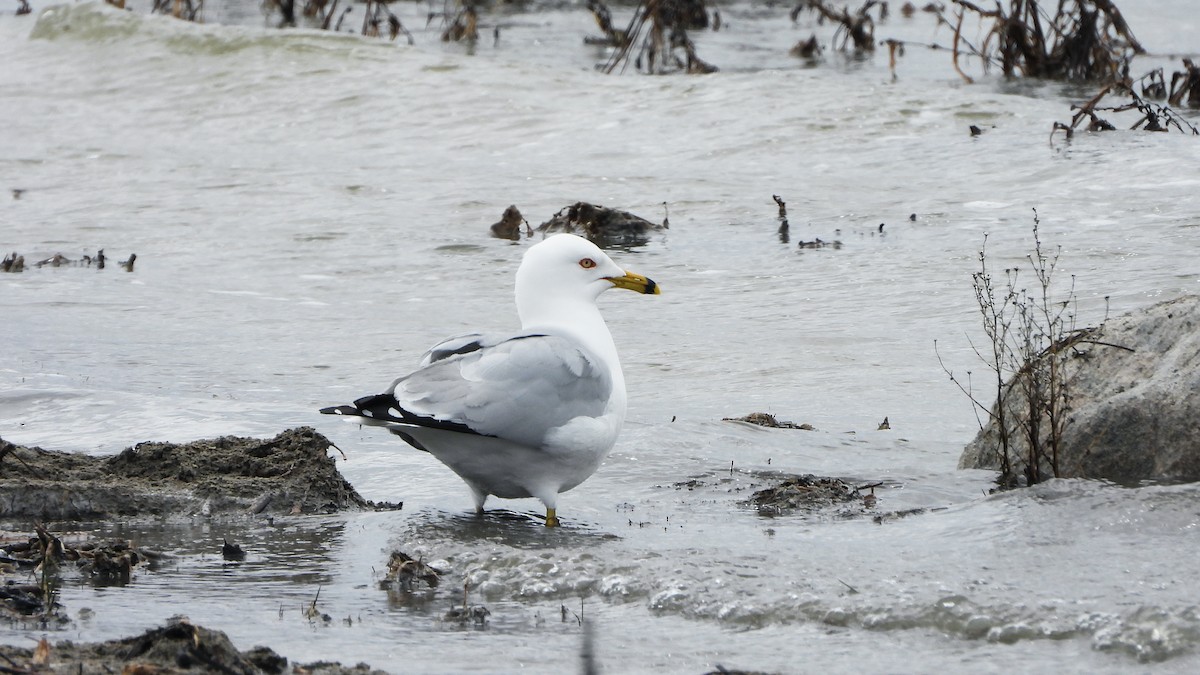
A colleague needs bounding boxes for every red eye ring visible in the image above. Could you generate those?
[579,258,597,269]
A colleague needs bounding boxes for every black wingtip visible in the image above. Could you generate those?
[319,405,359,416]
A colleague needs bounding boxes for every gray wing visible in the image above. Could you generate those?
[390,332,614,448]
[418,332,487,367]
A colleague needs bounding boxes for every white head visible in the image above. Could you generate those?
[514,234,658,328]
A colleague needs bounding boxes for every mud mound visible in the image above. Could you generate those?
[2,617,387,674]
[0,427,369,521]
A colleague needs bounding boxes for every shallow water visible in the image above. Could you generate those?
[2,1,1200,672]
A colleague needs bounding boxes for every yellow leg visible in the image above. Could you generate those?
[545,507,559,527]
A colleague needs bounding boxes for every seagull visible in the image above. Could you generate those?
[320,234,660,526]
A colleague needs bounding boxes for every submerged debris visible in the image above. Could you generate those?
[537,202,665,247]
[723,412,813,430]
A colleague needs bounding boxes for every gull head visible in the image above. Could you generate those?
[515,234,659,326]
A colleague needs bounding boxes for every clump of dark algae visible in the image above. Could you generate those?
[747,474,863,516]
[0,427,386,521]
[537,201,666,247]
[1,616,388,674]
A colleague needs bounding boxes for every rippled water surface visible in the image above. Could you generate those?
[2,1,1200,672]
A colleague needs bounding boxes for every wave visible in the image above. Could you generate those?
[29,2,395,59]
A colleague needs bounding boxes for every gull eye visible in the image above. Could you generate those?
[579,258,597,269]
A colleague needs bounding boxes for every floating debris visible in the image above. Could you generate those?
[797,238,843,250]
[221,538,246,561]
[877,416,891,430]
[489,204,532,240]
[772,194,790,243]
[35,253,70,268]
[383,550,442,590]
[2,250,137,272]
[0,524,163,622]
[748,474,861,516]
[537,202,665,247]
[1,252,24,273]
[722,412,813,430]
[789,33,822,60]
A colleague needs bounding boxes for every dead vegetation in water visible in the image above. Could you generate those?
[437,0,480,44]
[1051,60,1200,141]
[596,0,718,74]
[150,0,204,22]
[939,0,1145,83]
[1,524,167,626]
[443,582,490,626]
[383,550,443,591]
[791,0,882,54]
[261,0,413,41]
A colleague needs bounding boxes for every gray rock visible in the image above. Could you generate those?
[958,295,1200,482]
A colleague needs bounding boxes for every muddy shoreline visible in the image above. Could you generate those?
[0,427,395,521]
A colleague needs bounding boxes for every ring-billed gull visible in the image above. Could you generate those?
[320,234,660,526]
